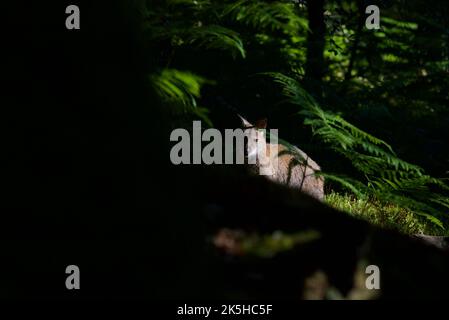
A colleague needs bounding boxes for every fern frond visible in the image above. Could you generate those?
[186,25,246,58]
[265,72,449,229]
[222,0,308,33]
[144,0,246,59]
[151,69,212,107]
[319,173,368,199]
[373,191,445,229]
[150,69,214,125]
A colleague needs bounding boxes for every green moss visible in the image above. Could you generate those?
[325,193,447,236]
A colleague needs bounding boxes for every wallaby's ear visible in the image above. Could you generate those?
[255,118,267,129]
[237,114,253,128]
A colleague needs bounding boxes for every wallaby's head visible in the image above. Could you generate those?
[238,115,268,164]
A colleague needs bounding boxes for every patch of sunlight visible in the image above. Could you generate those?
[325,193,444,235]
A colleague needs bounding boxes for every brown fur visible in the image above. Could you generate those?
[263,143,324,201]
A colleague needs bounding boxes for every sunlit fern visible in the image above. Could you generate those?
[143,0,246,58]
[150,69,214,125]
[222,0,308,33]
[266,72,449,229]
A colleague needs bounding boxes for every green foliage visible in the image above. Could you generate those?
[222,0,308,33]
[326,193,445,235]
[185,25,246,59]
[145,0,309,121]
[320,173,368,199]
[145,0,449,232]
[151,69,209,106]
[144,0,246,58]
[145,0,251,124]
[150,69,214,125]
[267,72,449,229]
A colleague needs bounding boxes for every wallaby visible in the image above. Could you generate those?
[239,115,324,201]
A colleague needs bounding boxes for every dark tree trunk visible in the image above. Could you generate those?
[304,0,326,100]
[342,0,365,94]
